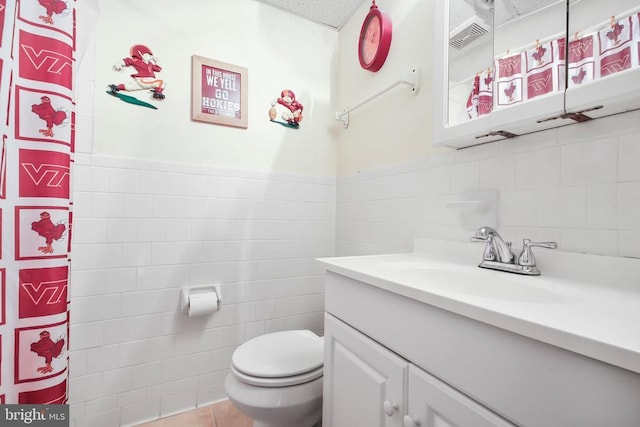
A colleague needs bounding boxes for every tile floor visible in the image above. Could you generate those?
[135,399,252,427]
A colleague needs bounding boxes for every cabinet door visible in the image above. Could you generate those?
[403,365,515,427]
[323,313,407,427]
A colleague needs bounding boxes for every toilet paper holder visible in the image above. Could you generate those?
[181,284,222,313]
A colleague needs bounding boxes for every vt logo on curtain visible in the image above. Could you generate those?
[0,0,75,405]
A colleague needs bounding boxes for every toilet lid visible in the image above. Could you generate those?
[231,364,323,387]
[232,330,323,379]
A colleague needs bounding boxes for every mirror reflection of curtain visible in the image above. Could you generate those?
[0,0,75,404]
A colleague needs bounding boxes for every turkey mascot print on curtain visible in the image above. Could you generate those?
[0,0,75,405]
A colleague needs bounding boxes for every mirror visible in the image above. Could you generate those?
[492,0,566,109]
[447,0,494,126]
[566,0,640,88]
[447,0,640,124]
[446,0,567,126]
[439,0,640,146]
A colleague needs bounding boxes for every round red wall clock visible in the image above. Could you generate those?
[358,0,392,72]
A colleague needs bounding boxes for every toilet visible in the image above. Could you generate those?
[224,330,324,427]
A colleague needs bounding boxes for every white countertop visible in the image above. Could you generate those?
[318,239,640,374]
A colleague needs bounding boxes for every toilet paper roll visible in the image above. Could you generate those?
[188,290,219,317]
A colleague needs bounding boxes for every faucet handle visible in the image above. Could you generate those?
[471,235,496,261]
[470,229,495,261]
[471,227,514,263]
[517,239,558,267]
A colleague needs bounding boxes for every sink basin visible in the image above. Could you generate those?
[383,259,462,271]
[420,269,566,302]
[381,258,565,303]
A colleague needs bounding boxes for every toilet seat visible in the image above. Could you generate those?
[231,330,324,388]
[231,363,323,387]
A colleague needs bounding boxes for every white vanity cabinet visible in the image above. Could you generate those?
[323,313,514,427]
[320,267,640,427]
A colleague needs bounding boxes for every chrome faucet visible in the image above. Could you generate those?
[471,226,557,276]
[471,226,514,264]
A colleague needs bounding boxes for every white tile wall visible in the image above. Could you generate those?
[336,109,640,259]
[69,155,335,427]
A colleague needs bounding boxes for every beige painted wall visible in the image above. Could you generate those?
[93,0,443,178]
[335,0,439,176]
[93,0,338,177]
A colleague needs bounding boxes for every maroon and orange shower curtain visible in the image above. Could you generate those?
[0,0,74,404]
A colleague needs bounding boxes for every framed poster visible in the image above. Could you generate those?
[192,55,248,128]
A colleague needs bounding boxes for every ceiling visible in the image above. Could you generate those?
[254,0,368,29]
[452,0,563,29]
[255,0,562,30]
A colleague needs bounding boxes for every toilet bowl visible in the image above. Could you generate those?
[224,330,324,427]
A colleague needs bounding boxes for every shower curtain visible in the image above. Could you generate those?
[0,0,74,404]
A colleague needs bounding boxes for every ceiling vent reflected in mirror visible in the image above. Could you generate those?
[449,18,490,50]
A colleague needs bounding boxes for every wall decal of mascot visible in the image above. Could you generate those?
[108,44,165,109]
[269,89,303,129]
